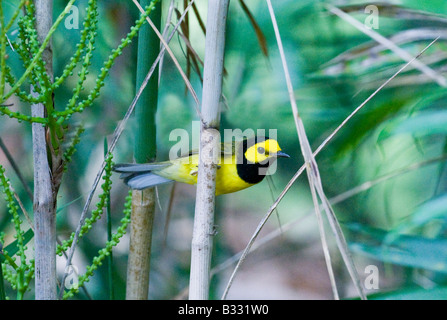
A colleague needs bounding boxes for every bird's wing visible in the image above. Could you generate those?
[124,172,172,190]
[113,163,171,173]
[181,140,237,158]
[113,163,172,179]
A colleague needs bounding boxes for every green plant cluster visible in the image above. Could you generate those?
[57,153,114,255]
[0,165,33,300]
[0,0,160,299]
[0,0,158,131]
[62,190,132,300]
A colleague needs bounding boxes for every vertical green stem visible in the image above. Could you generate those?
[0,244,5,300]
[134,3,161,163]
[0,0,7,98]
[126,0,161,300]
[104,139,114,300]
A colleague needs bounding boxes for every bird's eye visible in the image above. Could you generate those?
[257,147,265,154]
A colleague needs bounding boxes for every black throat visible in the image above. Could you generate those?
[236,136,270,184]
[236,162,269,184]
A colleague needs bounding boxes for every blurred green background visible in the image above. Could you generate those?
[1,0,447,299]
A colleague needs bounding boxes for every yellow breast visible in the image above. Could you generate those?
[215,155,255,195]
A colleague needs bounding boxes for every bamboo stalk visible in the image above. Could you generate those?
[32,0,56,300]
[126,0,161,300]
[189,0,229,300]
[126,189,156,299]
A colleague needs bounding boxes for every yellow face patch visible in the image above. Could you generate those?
[244,139,282,164]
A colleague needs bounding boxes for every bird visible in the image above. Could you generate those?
[113,136,290,195]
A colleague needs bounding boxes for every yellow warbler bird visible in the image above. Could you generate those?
[113,136,289,195]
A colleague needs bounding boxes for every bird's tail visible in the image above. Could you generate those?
[113,163,172,190]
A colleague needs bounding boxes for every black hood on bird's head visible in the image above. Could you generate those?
[236,135,271,184]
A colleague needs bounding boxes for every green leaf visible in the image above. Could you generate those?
[0,228,34,263]
[410,194,447,225]
[351,237,447,273]
[348,224,447,273]
[388,194,447,237]
[367,286,447,300]
[379,110,447,140]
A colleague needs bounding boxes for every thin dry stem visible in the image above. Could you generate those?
[221,7,439,300]
[131,0,202,118]
[216,155,447,300]
[326,4,446,87]
[58,4,196,296]
[266,0,365,300]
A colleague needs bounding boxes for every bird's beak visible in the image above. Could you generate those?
[275,151,290,158]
